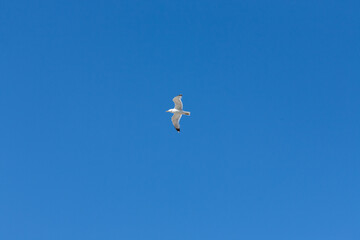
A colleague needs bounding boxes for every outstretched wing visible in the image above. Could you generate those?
[171,114,182,132]
[172,94,183,110]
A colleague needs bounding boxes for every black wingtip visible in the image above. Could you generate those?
[175,128,180,132]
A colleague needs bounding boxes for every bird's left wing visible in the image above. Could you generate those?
[171,114,182,132]
[172,95,183,110]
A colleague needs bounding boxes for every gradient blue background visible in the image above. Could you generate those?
[1,1,359,239]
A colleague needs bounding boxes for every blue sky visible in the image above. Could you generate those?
[1,1,359,239]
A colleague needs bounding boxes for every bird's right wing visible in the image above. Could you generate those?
[171,114,182,132]
[172,95,183,110]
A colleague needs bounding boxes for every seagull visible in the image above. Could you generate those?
[166,94,191,132]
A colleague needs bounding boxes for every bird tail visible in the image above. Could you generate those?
[184,111,190,116]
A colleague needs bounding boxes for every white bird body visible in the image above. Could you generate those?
[166,94,190,132]
[167,109,189,114]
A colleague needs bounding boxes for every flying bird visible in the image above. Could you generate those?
[166,94,191,132]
